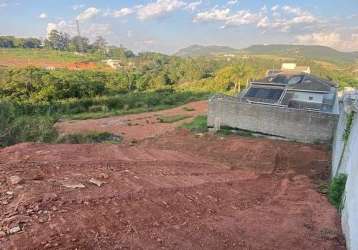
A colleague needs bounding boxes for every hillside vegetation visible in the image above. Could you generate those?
[175,45,238,57]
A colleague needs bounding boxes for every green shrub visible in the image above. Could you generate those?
[182,115,208,133]
[56,132,122,144]
[88,105,109,113]
[329,174,348,210]
[159,115,191,123]
[0,114,58,147]
[182,107,195,112]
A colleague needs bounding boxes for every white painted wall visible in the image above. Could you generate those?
[332,102,358,250]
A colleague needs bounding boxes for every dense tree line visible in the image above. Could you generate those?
[0,36,42,48]
[0,32,114,54]
[44,30,109,53]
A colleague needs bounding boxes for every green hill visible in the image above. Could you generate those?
[176,44,358,64]
[243,44,358,64]
[175,45,239,57]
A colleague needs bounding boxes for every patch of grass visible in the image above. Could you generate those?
[317,181,329,195]
[182,115,208,133]
[343,112,355,142]
[0,48,102,63]
[0,106,58,147]
[159,114,191,123]
[182,107,195,112]
[329,174,348,210]
[62,105,172,120]
[216,126,254,137]
[56,132,122,144]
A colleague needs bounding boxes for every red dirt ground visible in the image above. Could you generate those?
[56,101,208,142]
[0,101,346,250]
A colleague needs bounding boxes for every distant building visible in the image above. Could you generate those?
[267,63,311,76]
[103,59,123,69]
[242,72,338,113]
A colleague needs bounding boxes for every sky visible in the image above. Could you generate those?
[1,0,358,54]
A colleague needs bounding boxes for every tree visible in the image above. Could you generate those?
[48,30,70,50]
[70,36,90,52]
[23,38,42,48]
[93,36,107,52]
[0,36,15,48]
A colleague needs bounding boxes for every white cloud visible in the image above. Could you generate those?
[194,7,262,28]
[72,4,85,11]
[227,0,238,6]
[143,39,155,45]
[194,5,318,32]
[295,32,358,51]
[47,23,57,35]
[84,23,112,37]
[271,5,279,11]
[46,21,71,36]
[77,7,100,21]
[137,0,186,20]
[46,20,111,40]
[39,13,47,19]
[185,1,202,11]
[112,7,134,18]
[194,8,231,22]
[105,1,203,20]
[257,16,269,28]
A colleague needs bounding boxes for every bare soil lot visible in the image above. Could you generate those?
[0,101,345,250]
[56,101,208,142]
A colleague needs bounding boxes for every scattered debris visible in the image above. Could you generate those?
[8,176,23,185]
[89,178,106,187]
[0,230,6,237]
[8,225,21,235]
[98,173,110,179]
[62,182,85,189]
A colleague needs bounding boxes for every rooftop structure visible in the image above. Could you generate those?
[241,72,338,113]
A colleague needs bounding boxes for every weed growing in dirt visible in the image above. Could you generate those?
[343,112,355,142]
[56,132,122,144]
[214,126,254,137]
[159,115,191,123]
[182,115,208,133]
[182,107,195,111]
[329,174,348,210]
[0,102,58,147]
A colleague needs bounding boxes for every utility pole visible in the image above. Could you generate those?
[76,19,84,53]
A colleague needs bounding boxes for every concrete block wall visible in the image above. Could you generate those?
[332,106,358,250]
[208,94,339,144]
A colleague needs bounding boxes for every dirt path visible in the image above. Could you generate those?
[0,101,345,249]
[55,100,208,142]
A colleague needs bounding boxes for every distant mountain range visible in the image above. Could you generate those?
[175,45,238,57]
[175,44,358,64]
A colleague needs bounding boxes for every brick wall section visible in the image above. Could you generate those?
[208,94,339,144]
